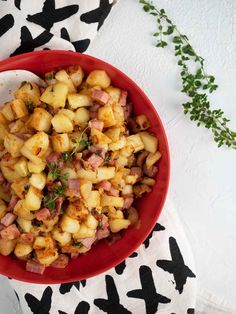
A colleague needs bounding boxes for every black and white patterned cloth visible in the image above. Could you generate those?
[0,1,197,313]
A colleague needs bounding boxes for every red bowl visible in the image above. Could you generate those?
[0,50,170,284]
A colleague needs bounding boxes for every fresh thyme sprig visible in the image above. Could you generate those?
[47,162,69,181]
[43,185,65,210]
[139,0,236,148]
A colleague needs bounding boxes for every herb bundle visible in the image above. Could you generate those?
[139,0,236,149]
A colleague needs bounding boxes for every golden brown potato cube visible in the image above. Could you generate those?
[126,134,145,153]
[51,113,73,133]
[0,123,9,142]
[1,102,15,121]
[67,65,84,87]
[11,99,28,119]
[52,227,72,246]
[27,160,46,173]
[0,199,7,219]
[33,236,53,250]
[51,133,70,153]
[77,169,97,182]
[85,191,100,209]
[21,147,42,164]
[14,243,33,258]
[0,112,8,124]
[68,93,92,109]
[9,119,25,133]
[86,70,111,89]
[55,69,76,93]
[73,224,95,239]
[139,132,158,153]
[74,108,90,125]
[14,82,41,106]
[91,128,112,145]
[60,214,80,233]
[29,173,46,190]
[23,131,49,157]
[104,127,121,142]
[58,109,75,121]
[98,105,116,127]
[109,219,130,233]
[101,195,124,208]
[106,86,121,103]
[40,82,69,109]
[14,200,35,220]
[4,133,24,158]
[80,180,92,200]
[24,186,42,211]
[35,248,58,266]
[44,71,56,85]
[141,177,156,186]
[86,214,98,230]
[13,157,28,177]
[112,103,125,126]
[30,107,52,132]
[146,151,161,168]
[16,217,32,232]
[11,178,29,199]
[135,115,150,130]
[97,167,115,181]
[0,238,16,256]
[109,136,127,151]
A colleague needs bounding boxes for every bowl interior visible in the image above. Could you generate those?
[0,51,170,284]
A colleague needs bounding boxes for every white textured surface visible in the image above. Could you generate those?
[87,0,236,305]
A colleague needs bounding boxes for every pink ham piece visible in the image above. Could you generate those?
[90,111,98,119]
[96,180,111,191]
[2,182,10,194]
[130,167,143,181]
[122,196,134,209]
[143,164,158,178]
[26,260,45,274]
[1,213,16,226]
[137,151,148,167]
[87,153,103,170]
[107,187,119,197]
[119,90,128,106]
[68,179,80,190]
[0,171,5,184]
[96,226,110,240]
[71,253,79,259]
[89,120,104,131]
[90,146,107,159]
[46,152,64,167]
[0,224,5,231]
[7,195,19,212]
[20,233,35,244]
[0,224,20,240]
[79,237,96,248]
[14,133,29,141]
[35,208,51,221]
[51,197,64,218]
[51,254,69,268]
[73,159,82,171]
[91,89,110,105]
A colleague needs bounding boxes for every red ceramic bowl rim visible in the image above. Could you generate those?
[0,50,170,283]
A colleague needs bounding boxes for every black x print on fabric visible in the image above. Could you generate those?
[127,265,171,314]
[27,0,79,31]
[74,301,90,314]
[25,286,52,314]
[143,222,166,249]
[187,308,195,314]
[94,275,131,314]
[115,251,138,275]
[0,14,14,37]
[14,0,21,10]
[157,236,196,294]
[59,280,86,295]
[61,27,90,53]
[10,26,53,56]
[80,0,113,30]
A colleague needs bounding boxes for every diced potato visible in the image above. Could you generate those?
[86,70,111,89]
[11,99,28,119]
[126,134,145,153]
[14,157,28,177]
[77,169,97,182]
[91,128,112,145]
[68,93,92,109]
[0,199,7,219]
[21,147,42,164]
[27,160,46,173]
[65,202,88,220]
[0,186,11,202]
[86,214,98,229]
[37,216,59,233]
[97,167,115,181]
[116,155,128,167]
[0,238,16,256]
[146,151,162,168]
[0,123,9,141]
[104,127,121,142]
[1,102,15,121]
[33,236,53,250]
[141,177,156,186]
[80,180,92,200]
[74,108,90,125]
[60,167,77,185]
[139,132,158,153]
[73,224,96,239]
[11,177,29,199]
[0,160,21,184]
[109,136,126,151]
[101,195,124,208]
[125,175,137,185]
[55,69,76,93]
[112,103,125,126]
[98,105,116,127]
[67,65,84,87]
[128,207,139,226]
[60,214,80,233]
[29,173,46,190]
[23,131,49,157]
[86,191,100,209]
[69,131,87,152]
[136,115,150,130]
[52,227,71,246]
[51,133,70,153]
[14,82,41,106]
[106,86,121,103]
[51,113,73,133]
[4,133,24,158]
[24,186,42,211]
[35,248,58,266]
[122,185,133,195]
[40,82,69,108]
[16,217,32,233]
[30,107,52,132]
[14,200,35,220]
[44,71,56,85]
[9,119,25,133]
[0,112,8,124]
[14,243,32,258]
[108,207,124,219]
[109,219,130,233]
[58,109,75,121]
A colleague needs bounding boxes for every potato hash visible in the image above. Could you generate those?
[0,65,161,274]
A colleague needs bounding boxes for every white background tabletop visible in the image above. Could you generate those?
[0,0,236,311]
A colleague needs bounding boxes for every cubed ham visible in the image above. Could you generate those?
[68,179,80,190]
[0,224,20,240]
[122,196,134,209]
[143,164,158,178]
[96,226,110,240]
[90,146,107,159]
[0,171,5,184]
[48,107,59,116]
[20,233,35,244]
[123,103,132,120]
[7,195,19,212]
[51,197,64,217]
[90,111,98,119]
[3,182,11,194]
[26,260,45,274]
[90,103,100,112]
[14,133,29,141]
[119,90,128,106]
[87,153,103,170]
[130,167,143,181]
[73,159,82,171]
[89,120,104,131]
[51,254,69,268]
[71,253,79,259]
[1,213,16,226]
[35,208,51,221]
[0,224,5,231]
[107,187,119,197]
[46,152,64,167]
[91,90,110,105]
[96,180,111,191]
[137,151,149,167]
[79,237,96,248]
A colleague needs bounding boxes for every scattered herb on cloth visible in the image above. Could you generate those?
[139,0,236,149]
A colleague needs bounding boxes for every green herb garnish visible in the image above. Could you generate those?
[43,185,65,210]
[95,150,101,156]
[72,242,83,247]
[62,152,71,161]
[79,139,92,148]
[26,102,34,113]
[104,153,110,162]
[47,162,68,182]
[139,0,236,149]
